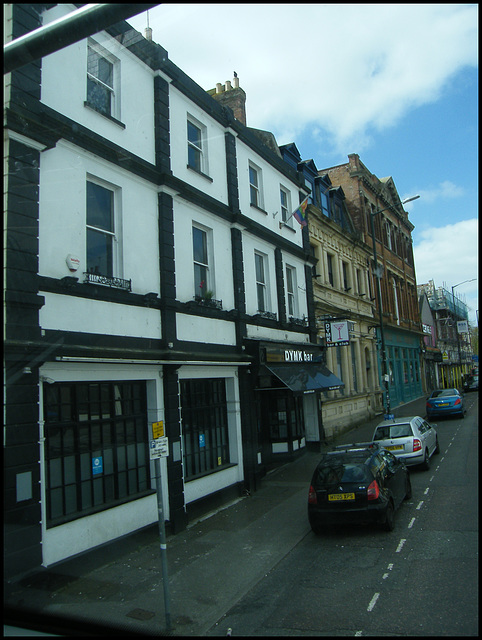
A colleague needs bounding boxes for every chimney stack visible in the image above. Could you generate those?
[209,75,246,126]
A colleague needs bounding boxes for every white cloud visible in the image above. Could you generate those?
[414,219,478,321]
[414,181,466,204]
[129,4,478,153]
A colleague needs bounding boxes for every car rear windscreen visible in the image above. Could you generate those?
[374,424,413,440]
[314,462,371,486]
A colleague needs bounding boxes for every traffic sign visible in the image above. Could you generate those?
[150,436,169,459]
[152,420,164,439]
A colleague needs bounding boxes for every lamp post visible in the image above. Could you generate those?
[369,195,420,418]
[451,278,477,388]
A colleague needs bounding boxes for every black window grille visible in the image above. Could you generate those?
[180,379,230,480]
[44,381,150,527]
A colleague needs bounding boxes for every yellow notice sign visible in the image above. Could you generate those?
[152,421,164,439]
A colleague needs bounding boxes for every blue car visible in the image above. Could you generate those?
[426,388,465,419]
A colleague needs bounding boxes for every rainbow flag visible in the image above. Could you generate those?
[292,196,309,226]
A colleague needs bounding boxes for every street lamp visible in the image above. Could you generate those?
[451,278,477,388]
[369,195,420,418]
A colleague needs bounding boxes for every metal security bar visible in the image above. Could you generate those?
[4,3,158,74]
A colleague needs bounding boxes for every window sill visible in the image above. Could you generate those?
[187,164,213,182]
[84,101,126,129]
[250,203,268,215]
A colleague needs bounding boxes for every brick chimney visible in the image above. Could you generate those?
[208,75,247,126]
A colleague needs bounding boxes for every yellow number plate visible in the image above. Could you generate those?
[328,493,355,501]
[386,444,404,450]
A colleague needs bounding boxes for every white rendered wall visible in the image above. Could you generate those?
[40,5,156,164]
[39,292,162,339]
[169,87,229,204]
[38,141,160,295]
[173,199,234,308]
[177,315,236,346]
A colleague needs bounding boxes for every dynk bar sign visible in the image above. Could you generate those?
[325,321,350,347]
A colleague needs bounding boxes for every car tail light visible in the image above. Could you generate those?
[367,479,380,500]
[413,438,422,452]
[308,485,317,504]
[454,398,462,406]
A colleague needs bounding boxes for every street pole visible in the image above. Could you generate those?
[155,457,172,632]
[369,195,420,418]
[369,212,391,418]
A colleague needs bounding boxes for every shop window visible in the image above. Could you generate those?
[180,378,230,480]
[44,381,149,527]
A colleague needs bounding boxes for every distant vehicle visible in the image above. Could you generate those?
[308,442,411,533]
[426,388,465,419]
[463,375,478,392]
[372,416,439,470]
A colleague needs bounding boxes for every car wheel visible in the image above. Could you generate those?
[383,501,395,531]
[434,437,440,454]
[404,474,412,500]
[309,515,323,535]
[422,449,430,471]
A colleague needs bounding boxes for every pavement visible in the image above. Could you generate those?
[4,396,429,637]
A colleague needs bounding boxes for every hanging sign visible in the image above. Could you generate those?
[325,321,350,347]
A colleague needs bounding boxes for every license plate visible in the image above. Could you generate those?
[328,493,355,501]
[386,444,404,451]
[438,403,449,407]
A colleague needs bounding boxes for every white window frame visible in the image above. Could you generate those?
[85,175,121,278]
[280,185,291,225]
[249,162,263,209]
[187,115,208,175]
[285,264,298,318]
[254,250,269,312]
[86,41,120,120]
[192,223,214,298]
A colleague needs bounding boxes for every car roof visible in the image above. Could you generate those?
[375,416,420,428]
[318,442,381,465]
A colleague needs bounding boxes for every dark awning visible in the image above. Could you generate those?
[263,363,345,394]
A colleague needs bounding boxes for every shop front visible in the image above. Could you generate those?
[246,341,344,469]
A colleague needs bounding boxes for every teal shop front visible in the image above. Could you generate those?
[379,327,423,408]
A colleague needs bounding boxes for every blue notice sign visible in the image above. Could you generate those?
[199,434,205,448]
[92,456,103,476]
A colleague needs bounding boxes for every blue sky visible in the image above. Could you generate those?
[128,4,478,323]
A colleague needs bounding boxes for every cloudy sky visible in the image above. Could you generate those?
[128,4,478,323]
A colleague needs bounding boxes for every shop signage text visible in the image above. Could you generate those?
[284,349,314,362]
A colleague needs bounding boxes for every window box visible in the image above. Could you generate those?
[83,272,131,291]
[194,295,223,310]
[255,311,277,321]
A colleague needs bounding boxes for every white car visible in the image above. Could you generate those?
[372,416,439,469]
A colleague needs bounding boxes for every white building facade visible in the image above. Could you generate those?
[4,4,341,578]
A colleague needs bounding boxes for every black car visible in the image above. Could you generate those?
[463,375,478,392]
[308,442,411,533]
